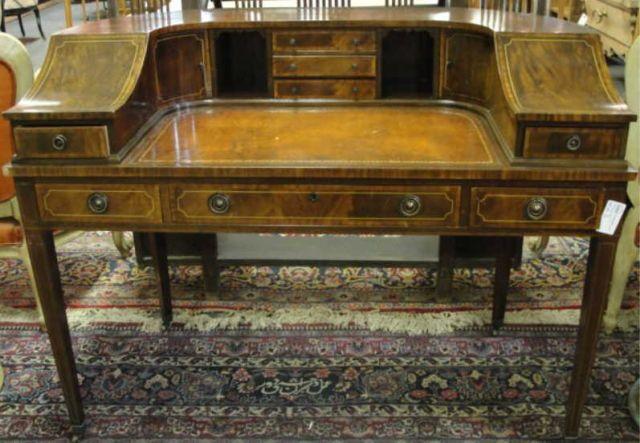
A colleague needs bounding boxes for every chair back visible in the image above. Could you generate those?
[0,33,33,203]
[625,37,639,205]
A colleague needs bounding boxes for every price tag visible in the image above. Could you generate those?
[597,200,627,235]
[577,13,588,26]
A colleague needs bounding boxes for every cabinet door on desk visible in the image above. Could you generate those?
[442,32,492,102]
[154,32,209,103]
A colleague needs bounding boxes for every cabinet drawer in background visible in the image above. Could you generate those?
[274,79,376,99]
[273,31,376,53]
[35,184,162,224]
[522,126,627,159]
[170,185,461,227]
[14,126,110,159]
[273,55,376,78]
[470,187,601,230]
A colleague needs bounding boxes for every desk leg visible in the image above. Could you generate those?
[492,237,514,330]
[201,234,219,295]
[24,229,85,435]
[436,236,455,295]
[565,236,617,437]
[147,233,172,329]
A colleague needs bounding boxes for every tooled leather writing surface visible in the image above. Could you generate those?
[129,106,497,167]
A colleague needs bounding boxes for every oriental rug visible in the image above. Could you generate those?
[0,232,638,440]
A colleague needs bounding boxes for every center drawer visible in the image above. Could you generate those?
[169,185,461,227]
[273,55,376,78]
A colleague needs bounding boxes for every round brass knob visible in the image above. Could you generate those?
[289,37,297,46]
[52,134,68,152]
[566,134,582,152]
[352,38,360,46]
[87,192,108,214]
[291,86,300,94]
[399,195,421,217]
[308,192,319,202]
[525,197,548,220]
[352,86,360,94]
[208,193,231,214]
[351,63,358,70]
[289,63,297,71]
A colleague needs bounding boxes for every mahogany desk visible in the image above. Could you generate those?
[4,7,637,437]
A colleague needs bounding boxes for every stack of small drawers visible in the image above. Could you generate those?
[272,30,377,99]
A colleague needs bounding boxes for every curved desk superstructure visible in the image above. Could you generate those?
[3,7,637,438]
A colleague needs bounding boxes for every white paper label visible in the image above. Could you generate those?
[597,200,626,235]
[577,13,588,26]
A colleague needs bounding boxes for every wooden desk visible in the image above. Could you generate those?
[4,7,637,438]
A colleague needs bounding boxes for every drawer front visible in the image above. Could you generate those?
[522,126,627,159]
[273,31,376,53]
[273,55,376,78]
[35,184,162,224]
[14,126,110,159]
[170,185,461,227]
[471,187,601,229]
[274,79,376,99]
[585,0,636,49]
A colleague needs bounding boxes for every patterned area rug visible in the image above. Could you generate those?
[0,232,638,440]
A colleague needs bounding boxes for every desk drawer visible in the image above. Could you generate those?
[273,31,376,53]
[470,187,601,229]
[273,55,376,78]
[35,184,162,224]
[274,79,376,99]
[14,126,110,159]
[170,185,460,227]
[522,126,627,159]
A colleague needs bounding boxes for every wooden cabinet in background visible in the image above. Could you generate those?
[586,0,639,58]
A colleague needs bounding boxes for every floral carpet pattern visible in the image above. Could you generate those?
[0,232,638,440]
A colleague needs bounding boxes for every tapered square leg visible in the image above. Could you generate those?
[24,229,85,434]
[436,236,455,295]
[201,234,219,295]
[564,236,618,437]
[147,233,172,329]
[492,237,514,330]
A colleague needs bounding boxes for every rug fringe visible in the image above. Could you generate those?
[1,304,637,335]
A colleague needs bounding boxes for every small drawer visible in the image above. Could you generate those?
[274,79,376,99]
[35,184,162,224]
[273,55,376,78]
[14,126,110,159]
[470,187,601,230]
[273,31,376,53]
[170,185,461,227]
[522,126,627,159]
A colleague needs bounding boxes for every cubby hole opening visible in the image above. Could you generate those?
[214,31,268,97]
[381,30,435,99]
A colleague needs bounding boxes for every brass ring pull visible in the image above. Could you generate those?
[399,195,421,217]
[52,134,68,152]
[352,38,360,46]
[291,86,300,94]
[289,37,297,46]
[591,9,607,23]
[289,63,297,71]
[566,134,582,151]
[525,197,548,220]
[351,63,358,70]
[87,192,108,214]
[352,86,360,94]
[208,193,231,214]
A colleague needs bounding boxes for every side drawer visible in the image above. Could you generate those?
[470,187,601,229]
[273,55,376,78]
[272,31,376,53]
[35,184,162,224]
[274,79,376,99]
[14,126,110,159]
[170,185,461,227]
[522,125,627,159]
